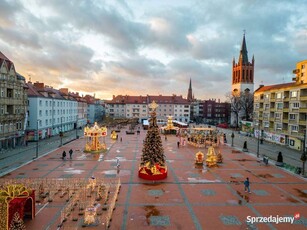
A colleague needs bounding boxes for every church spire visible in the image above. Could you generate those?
[187,78,193,102]
[239,33,249,65]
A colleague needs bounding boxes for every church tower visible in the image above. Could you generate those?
[232,33,254,94]
[187,78,193,102]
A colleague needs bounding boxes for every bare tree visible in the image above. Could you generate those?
[226,92,241,128]
[240,91,254,121]
[226,90,254,127]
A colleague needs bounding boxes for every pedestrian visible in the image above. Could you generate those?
[244,177,251,193]
[62,150,66,160]
[177,141,180,148]
[120,137,122,142]
[116,157,120,168]
[69,149,73,159]
[165,135,167,141]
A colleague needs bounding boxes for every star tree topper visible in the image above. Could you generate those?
[149,100,159,111]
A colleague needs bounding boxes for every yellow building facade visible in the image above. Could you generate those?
[253,60,307,151]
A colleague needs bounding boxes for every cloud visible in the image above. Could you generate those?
[0,0,306,101]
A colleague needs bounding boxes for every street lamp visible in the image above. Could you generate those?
[301,131,307,176]
[76,115,79,139]
[256,122,260,158]
[231,132,235,147]
[36,119,41,158]
[60,117,63,146]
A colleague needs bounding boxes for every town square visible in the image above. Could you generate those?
[0,0,307,229]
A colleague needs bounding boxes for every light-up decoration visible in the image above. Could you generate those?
[206,146,218,167]
[195,151,204,165]
[84,122,107,153]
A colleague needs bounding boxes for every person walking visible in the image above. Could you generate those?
[62,151,66,160]
[244,177,251,193]
[116,157,120,168]
[177,141,180,148]
[69,149,73,159]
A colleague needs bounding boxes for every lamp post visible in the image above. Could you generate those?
[76,115,78,139]
[256,122,260,158]
[36,119,40,158]
[231,132,235,147]
[301,131,306,176]
[60,117,63,146]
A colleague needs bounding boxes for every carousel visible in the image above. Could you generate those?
[84,122,107,153]
[179,127,223,148]
[160,116,179,135]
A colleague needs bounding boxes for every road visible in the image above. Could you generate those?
[221,128,304,169]
[0,129,82,177]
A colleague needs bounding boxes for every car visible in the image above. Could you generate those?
[217,123,228,128]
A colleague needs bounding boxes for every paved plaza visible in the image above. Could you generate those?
[1,126,307,229]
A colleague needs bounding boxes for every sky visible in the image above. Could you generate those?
[0,0,306,101]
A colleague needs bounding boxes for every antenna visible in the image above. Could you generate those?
[243,29,246,36]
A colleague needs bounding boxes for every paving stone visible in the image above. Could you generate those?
[37,164,48,167]
[74,163,84,166]
[62,174,73,178]
[272,173,284,178]
[220,215,241,225]
[150,216,170,226]
[148,189,164,196]
[189,173,199,178]
[253,190,269,196]
[230,173,243,178]
[201,189,216,196]
[105,174,116,178]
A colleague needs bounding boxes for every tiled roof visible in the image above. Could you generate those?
[0,51,14,70]
[109,95,189,104]
[254,82,298,93]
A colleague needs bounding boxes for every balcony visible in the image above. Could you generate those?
[299,120,307,126]
[283,108,289,112]
[299,107,307,113]
[283,97,290,102]
[300,95,307,101]
[282,119,288,123]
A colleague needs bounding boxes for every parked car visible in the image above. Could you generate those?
[217,123,228,128]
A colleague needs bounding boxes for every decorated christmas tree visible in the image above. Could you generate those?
[139,101,167,180]
[10,212,26,230]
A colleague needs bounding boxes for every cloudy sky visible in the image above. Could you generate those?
[0,0,306,100]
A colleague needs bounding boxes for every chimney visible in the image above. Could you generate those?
[259,84,264,88]
[33,82,44,89]
[59,88,69,95]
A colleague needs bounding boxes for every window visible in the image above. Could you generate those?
[275,113,281,118]
[276,103,283,109]
[289,114,297,120]
[292,102,299,108]
[264,121,269,127]
[276,93,282,99]
[290,91,297,98]
[275,123,282,130]
[290,125,298,132]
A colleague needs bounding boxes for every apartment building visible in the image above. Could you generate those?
[0,52,28,149]
[26,82,78,141]
[69,92,88,128]
[253,60,307,151]
[106,94,191,123]
[84,95,105,124]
